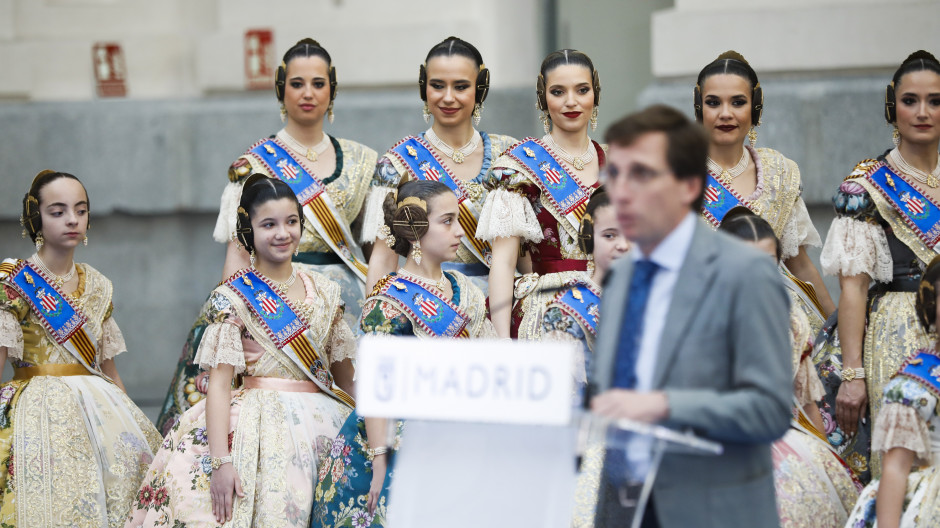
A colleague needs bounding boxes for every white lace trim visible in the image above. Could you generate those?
[819,217,892,282]
[475,188,543,242]
[99,317,127,360]
[780,198,822,260]
[361,186,395,243]
[873,402,932,464]
[212,181,243,244]
[328,314,356,364]
[793,355,825,407]
[195,322,246,373]
[0,310,23,360]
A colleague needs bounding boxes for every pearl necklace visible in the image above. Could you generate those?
[32,253,76,288]
[280,130,330,162]
[425,128,480,164]
[706,149,750,184]
[253,266,297,294]
[397,268,448,293]
[889,148,940,189]
[542,134,594,171]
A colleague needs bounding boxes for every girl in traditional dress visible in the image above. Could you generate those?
[126,174,356,527]
[719,210,860,528]
[478,49,604,339]
[845,256,940,528]
[820,50,940,481]
[362,36,517,295]
[0,170,161,527]
[312,180,496,528]
[157,38,376,433]
[540,190,628,528]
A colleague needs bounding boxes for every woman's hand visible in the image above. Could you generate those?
[835,378,868,436]
[367,454,388,515]
[210,462,245,523]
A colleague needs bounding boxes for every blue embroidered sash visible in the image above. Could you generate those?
[0,259,101,375]
[865,162,940,249]
[550,281,601,337]
[700,172,753,228]
[388,136,492,265]
[507,139,591,235]
[374,273,469,338]
[247,139,368,281]
[223,268,354,407]
[897,349,940,399]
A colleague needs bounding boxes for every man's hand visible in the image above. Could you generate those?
[591,389,670,423]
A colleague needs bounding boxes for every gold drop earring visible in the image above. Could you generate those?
[590,107,598,131]
[423,103,431,124]
[35,232,44,251]
[410,241,423,266]
[892,126,901,147]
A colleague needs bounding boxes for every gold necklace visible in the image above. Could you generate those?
[706,149,749,184]
[425,128,480,164]
[280,130,330,162]
[398,268,448,293]
[32,253,76,288]
[542,134,594,171]
[889,148,940,188]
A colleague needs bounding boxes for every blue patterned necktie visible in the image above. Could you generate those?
[613,259,661,389]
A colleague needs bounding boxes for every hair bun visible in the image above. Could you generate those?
[294,38,322,49]
[715,50,750,65]
[903,50,940,65]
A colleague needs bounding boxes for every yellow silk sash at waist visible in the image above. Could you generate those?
[13,364,91,380]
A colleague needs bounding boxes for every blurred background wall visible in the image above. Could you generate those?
[0,0,936,417]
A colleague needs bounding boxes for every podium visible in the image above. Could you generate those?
[355,337,723,528]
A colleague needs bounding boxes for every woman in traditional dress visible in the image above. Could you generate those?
[540,190,628,528]
[0,170,161,527]
[719,210,860,528]
[126,175,355,527]
[820,50,940,481]
[844,256,940,528]
[478,49,604,339]
[313,180,496,528]
[362,36,517,295]
[157,38,376,434]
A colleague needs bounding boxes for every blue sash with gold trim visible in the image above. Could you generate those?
[0,258,101,376]
[223,268,354,407]
[247,139,368,281]
[374,273,469,338]
[865,162,940,249]
[700,172,752,228]
[550,281,601,337]
[507,139,590,234]
[897,349,940,399]
[388,136,492,265]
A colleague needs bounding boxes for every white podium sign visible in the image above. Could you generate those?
[356,336,575,426]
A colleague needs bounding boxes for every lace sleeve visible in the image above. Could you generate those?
[779,197,822,260]
[328,311,357,364]
[0,309,23,360]
[793,355,825,407]
[819,216,892,282]
[195,322,246,373]
[212,181,244,244]
[360,157,403,243]
[99,316,127,360]
[475,188,544,242]
[873,376,938,463]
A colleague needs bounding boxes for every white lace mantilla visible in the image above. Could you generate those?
[475,188,543,242]
[820,216,892,282]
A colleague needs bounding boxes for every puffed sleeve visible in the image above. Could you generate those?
[99,314,127,361]
[872,376,936,465]
[542,306,589,386]
[0,284,26,360]
[819,180,892,282]
[793,355,825,407]
[194,292,246,373]
[360,157,403,243]
[359,297,414,336]
[475,166,543,242]
[779,197,822,260]
[327,307,356,364]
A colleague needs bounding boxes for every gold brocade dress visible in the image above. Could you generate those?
[0,262,162,528]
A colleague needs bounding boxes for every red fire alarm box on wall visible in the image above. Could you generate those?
[245,29,275,90]
[92,42,127,98]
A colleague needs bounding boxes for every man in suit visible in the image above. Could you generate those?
[589,105,792,528]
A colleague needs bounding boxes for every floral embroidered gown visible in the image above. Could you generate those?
[0,261,161,527]
[475,139,603,339]
[311,270,495,528]
[126,269,355,528]
[156,132,376,435]
[360,131,517,294]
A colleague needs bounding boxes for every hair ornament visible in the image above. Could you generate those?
[397,196,427,212]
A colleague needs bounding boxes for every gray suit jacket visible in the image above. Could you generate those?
[592,219,791,528]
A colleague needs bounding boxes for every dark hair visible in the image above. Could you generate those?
[419,37,489,104]
[274,38,336,103]
[917,255,940,333]
[693,50,762,125]
[885,50,940,124]
[537,49,600,111]
[718,206,781,262]
[381,180,452,257]
[235,174,304,253]
[21,170,88,242]
[578,189,610,255]
[605,104,709,210]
